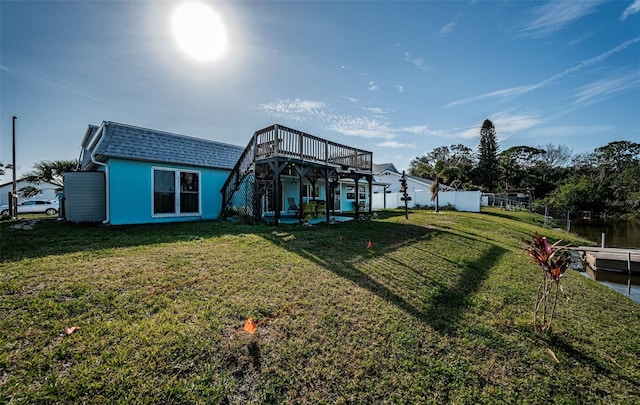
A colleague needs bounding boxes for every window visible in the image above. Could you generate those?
[153,168,200,216]
[302,183,319,199]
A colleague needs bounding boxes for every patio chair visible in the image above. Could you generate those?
[287,197,300,215]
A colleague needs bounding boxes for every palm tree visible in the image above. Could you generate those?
[430,159,461,213]
[21,159,79,197]
[0,162,12,176]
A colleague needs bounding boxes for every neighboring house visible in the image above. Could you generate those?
[373,163,453,194]
[371,162,481,212]
[0,179,59,206]
[66,121,244,225]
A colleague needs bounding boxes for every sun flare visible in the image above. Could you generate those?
[171,2,228,62]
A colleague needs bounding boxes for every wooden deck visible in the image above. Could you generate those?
[573,247,640,285]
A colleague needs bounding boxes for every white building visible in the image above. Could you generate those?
[0,179,60,206]
[372,163,453,194]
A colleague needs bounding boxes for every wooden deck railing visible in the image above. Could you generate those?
[254,125,372,171]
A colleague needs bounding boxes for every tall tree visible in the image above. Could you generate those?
[499,146,545,189]
[538,143,572,169]
[408,155,434,179]
[22,159,79,195]
[449,144,475,184]
[476,119,500,191]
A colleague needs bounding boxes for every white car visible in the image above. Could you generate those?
[0,199,59,216]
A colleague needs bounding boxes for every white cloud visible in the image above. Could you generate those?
[0,64,15,73]
[260,98,429,141]
[572,70,640,104]
[396,85,404,93]
[404,52,428,72]
[327,116,394,139]
[438,15,462,37]
[258,98,327,121]
[341,96,359,104]
[527,125,614,138]
[448,84,537,107]
[368,81,379,91]
[458,112,542,141]
[491,112,543,141]
[520,0,604,38]
[621,0,640,20]
[376,140,415,148]
[363,107,386,114]
[448,36,640,107]
[401,125,430,135]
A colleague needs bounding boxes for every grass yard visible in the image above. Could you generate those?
[1,208,639,403]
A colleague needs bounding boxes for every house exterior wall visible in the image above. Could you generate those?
[107,158,231,225]
[340,181,369,212]
[63,171,106,222]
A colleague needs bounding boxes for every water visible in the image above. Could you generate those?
[570,218,640,248]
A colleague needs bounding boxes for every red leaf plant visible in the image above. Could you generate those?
[523,232,571,333]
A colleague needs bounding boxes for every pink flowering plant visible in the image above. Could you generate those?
[523,232,571,333]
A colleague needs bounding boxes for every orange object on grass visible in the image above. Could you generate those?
[243,317,257,334]
[367,241,373,249]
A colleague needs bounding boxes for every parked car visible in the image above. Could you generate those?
[0,199,59,216]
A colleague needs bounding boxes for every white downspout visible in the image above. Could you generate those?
[89,122,110,224]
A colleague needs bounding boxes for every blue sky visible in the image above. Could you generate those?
[1,0,639,184]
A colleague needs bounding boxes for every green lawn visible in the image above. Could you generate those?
[1,209,639,403]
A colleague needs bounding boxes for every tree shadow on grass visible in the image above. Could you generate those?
[262,220,507,334]
[540,332,640,390]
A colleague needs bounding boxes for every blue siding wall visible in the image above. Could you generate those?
[107,158,230,225]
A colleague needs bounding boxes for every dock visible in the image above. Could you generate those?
[572,247,640,285]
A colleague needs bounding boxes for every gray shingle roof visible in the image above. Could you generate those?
[90,121,244,170]
[373,163,398,175]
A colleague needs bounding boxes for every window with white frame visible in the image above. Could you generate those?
[153,168,200,215]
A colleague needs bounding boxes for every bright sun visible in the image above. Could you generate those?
[171,2,228,62]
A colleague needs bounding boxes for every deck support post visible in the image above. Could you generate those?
[267,160,288,226]
[294,164,310,223]
[368,175,373,215]
[319,167,335,223]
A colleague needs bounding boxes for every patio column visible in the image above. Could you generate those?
[320,167,335,223]
[368,175,373,215]
[267,160,288,226]
[354,173,360,218]
[294,164,310,222]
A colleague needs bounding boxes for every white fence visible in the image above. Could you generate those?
[372,190,481,212]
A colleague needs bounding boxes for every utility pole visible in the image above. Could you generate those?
[12,116,18,220]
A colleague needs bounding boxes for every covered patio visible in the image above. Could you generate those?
[221,124,374,225]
